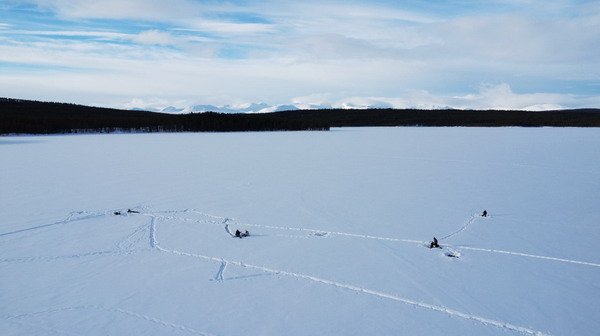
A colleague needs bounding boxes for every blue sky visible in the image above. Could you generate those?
[0,0,598,110]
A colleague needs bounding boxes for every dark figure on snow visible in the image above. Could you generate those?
[482,210,487,217]
[127,209,139,214]
[241,230,250,237]
[430,237,440,249]
[235,229,241,238]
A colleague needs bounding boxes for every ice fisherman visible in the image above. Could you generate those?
[235,229,250,238]
[482,210,488,217]
[430,237,440,249]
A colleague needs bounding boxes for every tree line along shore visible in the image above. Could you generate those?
[2,98,599,135]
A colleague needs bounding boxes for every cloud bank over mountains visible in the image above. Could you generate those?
[0,0,598,109]
[127,83,599,113]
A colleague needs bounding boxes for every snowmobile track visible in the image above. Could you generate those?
[147,213,550,336]
[451,245,600,268]
[0,211,106,237]
[155,208,600,269]
[439,213,477,241]
[9,207,595,336]
[157,246,550,336]
[116,223,150,251]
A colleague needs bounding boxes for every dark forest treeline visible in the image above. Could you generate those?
[276,108,600,127]
[1,97,600,135]
[0,98,328,134]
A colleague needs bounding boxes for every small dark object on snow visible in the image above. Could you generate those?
[235,229,249,238]
[127,209,139,214]
[482,210,487,217]
[430,237,440,249]
[114,211,121,216]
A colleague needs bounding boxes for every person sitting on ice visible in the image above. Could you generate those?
[235,229,241,238]
[482,210,488,217]
[241,230,250,237]
[430,237,440,249]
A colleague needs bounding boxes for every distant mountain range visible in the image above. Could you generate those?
[150,102,311,114]
[149,101,398,114]
[2,97,600,135]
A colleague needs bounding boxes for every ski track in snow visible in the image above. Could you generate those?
[439,213,478,241]
[162,209,599,269]
[8,207,600,336]
[116,222,150,251]
[5,305,215,336]
[149,215,157,248]
[213,261,227,282]
[144,212,550,336]
[451,245,600,268]
[0,211,106,237]
[156,246,550,336]
[243,223,425,244]
[224,223,235,238]
[196,209,600,269]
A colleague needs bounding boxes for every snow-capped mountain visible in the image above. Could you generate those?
[158,102,330,114]
[188,104,224,113]
[153,101,398,114]
[161,106,185,113]
[256,104,301,113]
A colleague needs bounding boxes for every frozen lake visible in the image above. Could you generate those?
[1,127,599,335]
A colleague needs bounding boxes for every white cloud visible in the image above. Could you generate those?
[132,30,177,45]
[123,97,175,111]
[185,22,275,34]
[448,83,583,110]
[429,14,600,63]
[28,0,274,34]
[290,84,600,111]
[2,1,598,109]
[1,29,598,110]
[3,29,127,39]
[30,0,204,21]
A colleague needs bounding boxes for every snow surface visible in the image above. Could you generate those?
[1,127,599,336]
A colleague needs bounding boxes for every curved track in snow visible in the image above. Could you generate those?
[175,209,599,270]
[147,212,551,336]
[438,213,478,241]
[7,207,598,336]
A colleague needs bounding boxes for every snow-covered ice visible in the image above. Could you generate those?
[1,127,599,335]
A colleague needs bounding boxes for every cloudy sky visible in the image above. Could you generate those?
[1,0,599,110]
